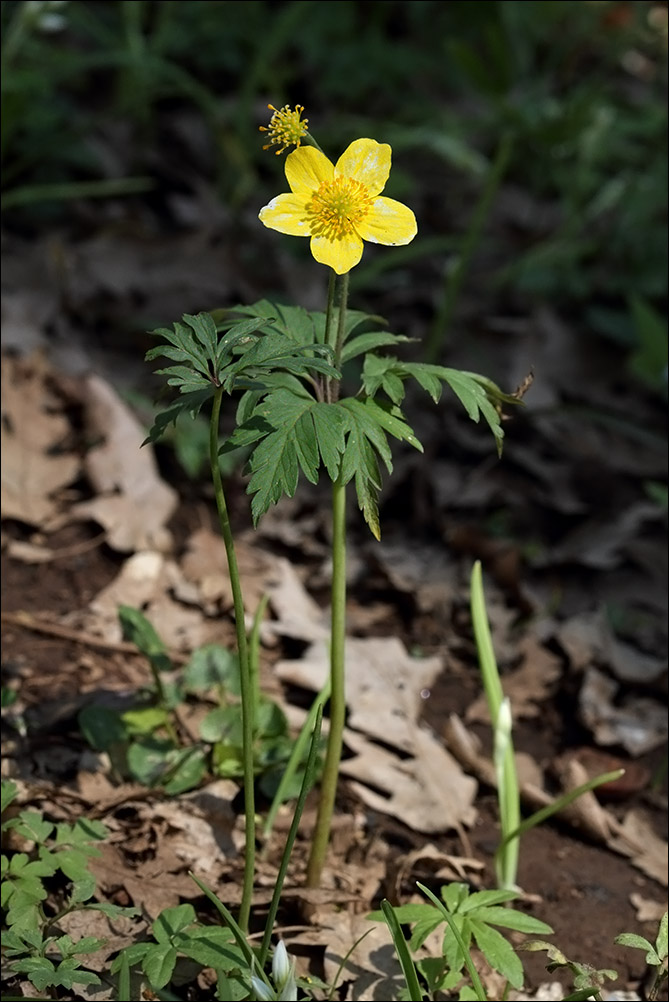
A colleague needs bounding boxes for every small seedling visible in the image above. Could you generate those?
[614,911,668,1002]
[78,606,315,799]
[1,779,139,995]
[520,940,618,1001]
[371,880,552,998]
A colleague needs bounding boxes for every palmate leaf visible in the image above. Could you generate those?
[145,312,341,446]
[147,313,274,385]
[221,300,389,350]
[341,330,414,364]
[239,389,423,538]
[220,332,338,391]
[244,390,348,525]
[361,357,517,456]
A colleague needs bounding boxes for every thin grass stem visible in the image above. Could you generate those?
[209,387,255,932]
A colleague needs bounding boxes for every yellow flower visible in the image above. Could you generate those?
[258,138,417,275]
[259,103,309,155]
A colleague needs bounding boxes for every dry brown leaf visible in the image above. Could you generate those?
[466,635,562,722]
[342,727,477,833]
[551,756,620,844]
[367,538,459,613]
[557,609,665,684]
[549,502,664,570]
[275,636,443,753]
[629,892,668,923]
[55,909,145,973]
[1,354,80,527]
[609,809,669,886]
[180,527,278,616]
[72,374,177,552]
[386,842,484,895]
[579,667,668,756]
[80,550,217,651]
[263,556,329,644]
[87,840,201,918]
[317,912,405,1002]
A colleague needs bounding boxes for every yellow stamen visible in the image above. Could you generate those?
[259,103,309,155]
[306,177,373,240]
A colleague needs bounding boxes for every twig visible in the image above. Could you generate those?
[1,610,189,664]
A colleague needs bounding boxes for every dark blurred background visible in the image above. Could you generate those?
[2,0,666,380]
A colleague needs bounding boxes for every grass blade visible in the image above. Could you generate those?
[381,899,425,1001]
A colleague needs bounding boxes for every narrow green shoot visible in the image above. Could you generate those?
[259,706,323,968]
[307,273,350,888]
[470,560,520,890]
[209,385,255,931]
[380,899,426,1001]
[249,594,269,722]
[495,768,625,864]
[263,677,330,842]
[116,950,130,1002]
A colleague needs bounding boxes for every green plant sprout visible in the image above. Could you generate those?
[470,560,625,892]
[520,940,618,1002]
[371,880,553,1000]
[143,104,516,912]
[470,560,520,890]
[614,911,668,1002]
[78,607,311,803]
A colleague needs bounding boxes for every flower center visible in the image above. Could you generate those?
[307,177,373,240]
[259,104,309,155]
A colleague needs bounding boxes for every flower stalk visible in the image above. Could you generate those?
[209,386,255,931]
[307,271,349,887]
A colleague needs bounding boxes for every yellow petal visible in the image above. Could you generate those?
[356,197,417,246]
[335,139,391,197]
[310,232,364,274]
[285,146,334,197]
[259,194,310,236]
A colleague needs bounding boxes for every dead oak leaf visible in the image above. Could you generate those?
[342,726,477,833]
[1,353,80,527]
[609,809,669,887]
[275,636,443,753]
[72,374,177,552]
[80,550,216,652]
[466,634,562,723]
[180,526,279,616]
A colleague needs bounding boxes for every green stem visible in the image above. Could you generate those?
[331,272,349,401]
[426,131,513,363]
[259,705,323,969]
[146,659,179,746]
[306,271,350,887]
[209,387,255,932]
[248,594,268,719]
[322,270,337,400]
[306,471,347,887]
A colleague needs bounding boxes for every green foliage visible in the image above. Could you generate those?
[627,298,668,395]
[143,301,509,540]
[143,310,339,447]
[1,779,139,994]
[369,881,552,994]
[2,928,106,993]
[78,607,316,798]
[520,940,618,1000]
[615,912,668,1001]
[111,903,250,995]
[615,911,668,969]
